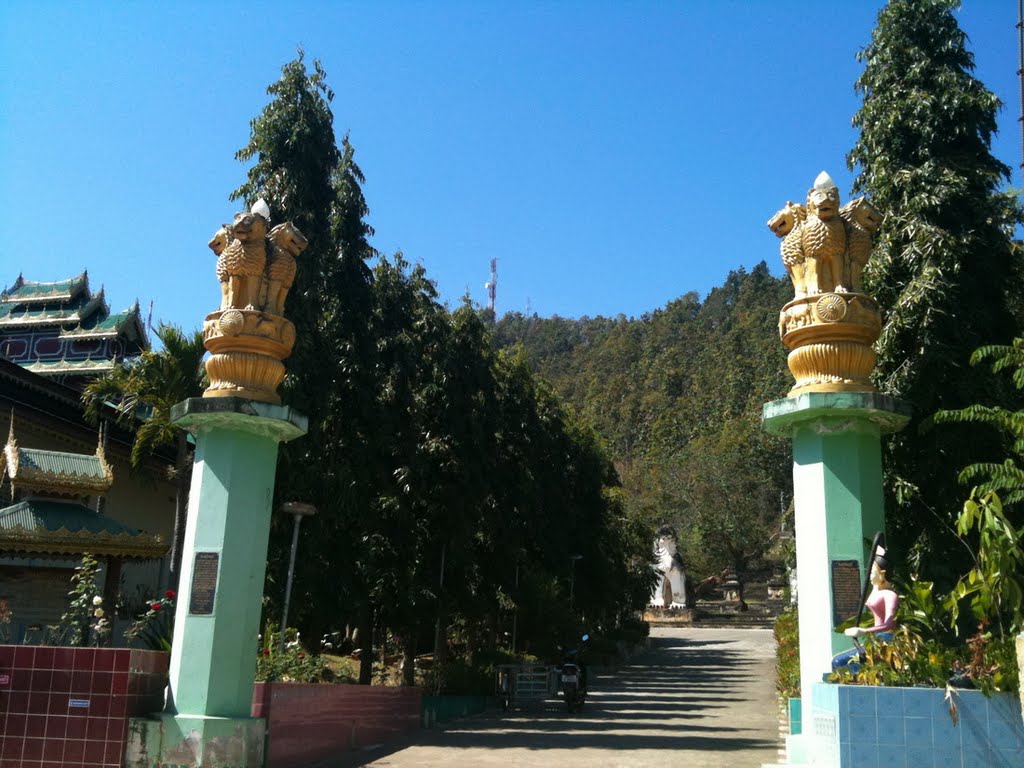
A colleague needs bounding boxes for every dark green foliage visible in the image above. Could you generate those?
[494,264,793,584]
[234,53,653,681]
[847,0,1024,577]
[935,340,1024,507]
[82,324,206,587]
[774,608,800,700]
[231,52,378,647]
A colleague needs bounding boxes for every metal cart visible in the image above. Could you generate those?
[496,664,558,711]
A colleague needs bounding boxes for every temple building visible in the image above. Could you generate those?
[0,272,148,388]
[0,419,167,640]
[0,274,174,644]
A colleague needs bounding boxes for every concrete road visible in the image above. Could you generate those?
[344,627,781,768]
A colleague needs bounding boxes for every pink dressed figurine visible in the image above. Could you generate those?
[832,546,898,671]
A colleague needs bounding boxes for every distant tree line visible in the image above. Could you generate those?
[495,266,795,586]
[496,0,1024,598]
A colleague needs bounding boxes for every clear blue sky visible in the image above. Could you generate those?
[1,1,1020,336]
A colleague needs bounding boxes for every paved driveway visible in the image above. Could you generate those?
[341,627,781,768]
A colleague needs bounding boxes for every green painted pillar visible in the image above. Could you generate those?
[166,398,306,717]
[124,397,306,768]
[763,392,909,719]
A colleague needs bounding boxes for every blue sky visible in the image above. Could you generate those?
[1,1,1020,336]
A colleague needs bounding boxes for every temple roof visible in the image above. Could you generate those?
[2,423,114,497]
[59,304,146,341]
[0,273,89,306]
[20,358,117,376]
[0,289,107,328]
[0,273,148,353]
[0,499,166,560]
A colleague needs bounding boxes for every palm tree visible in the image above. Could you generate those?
[83,323,206,588]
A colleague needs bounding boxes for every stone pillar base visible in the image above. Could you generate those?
[125,714,265,768]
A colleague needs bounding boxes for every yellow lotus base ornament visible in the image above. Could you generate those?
[779,292,881,396]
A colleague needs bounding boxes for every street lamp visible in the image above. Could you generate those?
[279,502,317,650]
[569,554,583,611]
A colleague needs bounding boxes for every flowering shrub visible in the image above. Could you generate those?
[126,590,176,651]
[59,554,110,647]
[255,623,328,683]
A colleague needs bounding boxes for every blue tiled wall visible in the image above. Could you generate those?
[811,683,1023,767]
[789,697,802,735]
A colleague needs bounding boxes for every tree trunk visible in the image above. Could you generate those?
[358,605,373,685]
[434,604,449,667]
[401,629,416,687]
[168,432,189,591]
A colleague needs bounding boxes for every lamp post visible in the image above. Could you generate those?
[511,561,520,653]
[569,554,583,611]
[279,502,317,649]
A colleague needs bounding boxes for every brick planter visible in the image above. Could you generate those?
[0,645,168,768]
[252,682,422,768]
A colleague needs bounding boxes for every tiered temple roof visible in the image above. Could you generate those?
[0,421,166,560]
[0,273,148,384]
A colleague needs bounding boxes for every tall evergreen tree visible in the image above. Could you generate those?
[232,52,377,654]
[848,0,1024,574]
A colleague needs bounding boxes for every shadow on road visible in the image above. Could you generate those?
[329,630,779,767]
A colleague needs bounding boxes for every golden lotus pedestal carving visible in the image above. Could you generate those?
[780,292,881,396]
[203,309,296,404]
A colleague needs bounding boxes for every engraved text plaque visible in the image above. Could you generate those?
[189,551,220,615]
[831,559,862,629]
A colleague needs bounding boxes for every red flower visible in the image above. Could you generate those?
[164,590,176,599]
[150,603,162,611]
[298,652,305,658]
[261,649,270,656]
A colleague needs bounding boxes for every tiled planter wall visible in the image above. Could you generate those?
[252,682,422,768]
[811,682,1023,767]
[0,645,168,768]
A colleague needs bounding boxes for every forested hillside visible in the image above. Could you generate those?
[494,262,795,582]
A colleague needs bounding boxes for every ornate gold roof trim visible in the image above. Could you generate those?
[0,525,167,560]
[3,421,114,496]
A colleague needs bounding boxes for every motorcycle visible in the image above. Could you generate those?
[558,633,589,713]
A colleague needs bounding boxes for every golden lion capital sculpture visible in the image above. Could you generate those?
[202,200,308,404]
[768,173,883,396]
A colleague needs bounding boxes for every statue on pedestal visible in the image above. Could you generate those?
[832,541,899,672]
[649,526,688,609]
[202,200,308,404]
[767,173,883,396]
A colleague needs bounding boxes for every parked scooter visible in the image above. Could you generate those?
[558,633,589,713]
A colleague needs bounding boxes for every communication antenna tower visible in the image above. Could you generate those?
[485,258,497,314]
[1018,0,1024,183]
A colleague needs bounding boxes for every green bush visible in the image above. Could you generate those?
[774,608,800,700]
[256,624,331,683]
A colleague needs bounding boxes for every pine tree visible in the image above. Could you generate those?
[848,0,1024,574]
[232,52,377,657]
